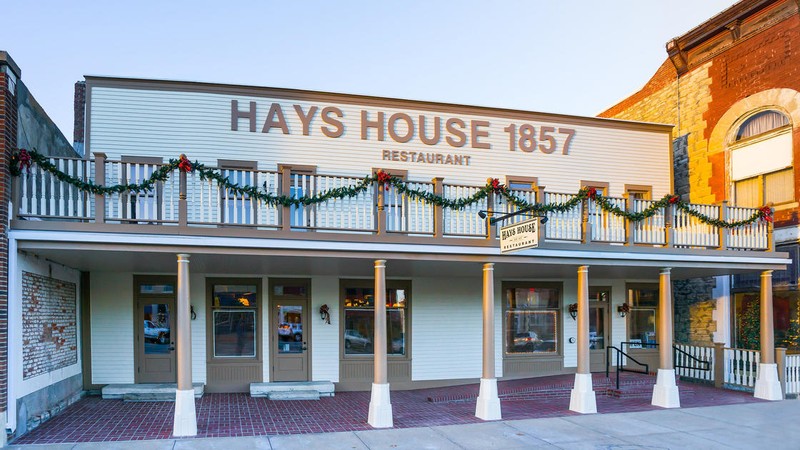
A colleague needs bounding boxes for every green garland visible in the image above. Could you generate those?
[11,148,772,228]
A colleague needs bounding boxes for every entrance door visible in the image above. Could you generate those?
[589,303,609,372]
[271,280,310,382]
[136,297,177,383]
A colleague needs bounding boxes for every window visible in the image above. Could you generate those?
[211,282,258,358]
[731,110,793,207]
[219,160,257,225]
[121,156,163,221]
[505,283,560,354]
[282,165,317,229]
[580,180,609,195]
[627,285,658,347]
[342,280,409,356]
[625,184,652,201]
[374,168,409,233]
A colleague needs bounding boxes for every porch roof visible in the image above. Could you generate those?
[12,229,789,280]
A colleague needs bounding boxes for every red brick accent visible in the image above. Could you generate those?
[21,272,77,380]
[0,71,15,413]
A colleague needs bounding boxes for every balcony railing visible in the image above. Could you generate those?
[12,154,774,251]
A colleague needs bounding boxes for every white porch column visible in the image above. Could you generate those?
[754,270,783,400]
[475,263,501,420]
[652,268,680,408]
[173,253,197,436]
[368,259,393,427]
[569,265,596,414]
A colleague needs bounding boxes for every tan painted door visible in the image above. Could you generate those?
[136,297,177,383]
[271,280,310,382]
[589,303,609,372]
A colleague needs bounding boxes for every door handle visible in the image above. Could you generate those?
[302,342,308,351]
[169,342,175,352]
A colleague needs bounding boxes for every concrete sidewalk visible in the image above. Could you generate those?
[11,400,800,449]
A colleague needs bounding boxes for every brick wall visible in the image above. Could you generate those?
[21,272,77,379]
[0,69,17,414]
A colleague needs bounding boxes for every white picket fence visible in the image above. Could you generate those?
[674,344,714,382]
[724,348,760,388]
[786,354,800,395]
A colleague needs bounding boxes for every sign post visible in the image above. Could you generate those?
[499,217,539,254]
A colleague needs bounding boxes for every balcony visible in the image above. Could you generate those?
[11,153,773,252]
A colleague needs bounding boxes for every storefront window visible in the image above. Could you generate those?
[212,283,258,358]
[627,285,658,347]
[734,291,800,351]
[505,285,560,354]
[342,282,408,356]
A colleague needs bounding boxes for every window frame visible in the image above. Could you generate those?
[625,283,659,350]
[624,184,652,201]
[206,277,262,363]
[339,278,411,360]
[218,159,258,225]
[502,281,563,357]
[121,155,164,222]
[373,168,409,233]
[280,164,317,229]
[733,167,795,208]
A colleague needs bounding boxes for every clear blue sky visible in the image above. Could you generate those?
[3,1,737,141]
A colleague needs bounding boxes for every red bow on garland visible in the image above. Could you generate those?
[17,148,32,174]
[669,195,680,204]
[759,206,773,223]
[587,187,597,199]
[489,178,506,193]
[177,154,193,173]
[376,170,392,191]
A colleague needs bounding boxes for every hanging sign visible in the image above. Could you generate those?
[499,217,539,253]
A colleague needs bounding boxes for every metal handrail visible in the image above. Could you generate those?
[606,345,651,390]
[673,345,711,372]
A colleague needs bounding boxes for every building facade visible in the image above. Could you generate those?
[0,70,787,439]
[601,0,799,351]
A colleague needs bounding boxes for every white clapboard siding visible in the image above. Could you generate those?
[311,277,341,382]
[91,273,135,384]
[411,277,485,381]
[89,86,671,197]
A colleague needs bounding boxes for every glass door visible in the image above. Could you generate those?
[271,280,310,382]
[137,298,176,383]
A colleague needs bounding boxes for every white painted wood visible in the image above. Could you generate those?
[412,277,483,380]
[91,272,135,384]
[311,277,339,382]
[88,87,672,196]
[786,354,800,395]
[189,272,206,383]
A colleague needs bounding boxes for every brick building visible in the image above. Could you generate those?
[601,0,799,349]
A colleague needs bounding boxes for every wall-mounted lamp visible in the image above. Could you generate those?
[319,304,331,324]
[568,303,578,321]
[617,303,630,318]
[478,209,548,225]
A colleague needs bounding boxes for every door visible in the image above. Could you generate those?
[589,303,608,372]
[136,297,177,383]
[271,280,310,382]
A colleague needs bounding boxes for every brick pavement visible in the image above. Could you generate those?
[13,373,762,445]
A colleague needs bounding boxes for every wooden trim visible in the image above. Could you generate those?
[218,159,258,170]
[132,275,178,384]
[120,155,164,164]
[501,281,564,360]
[580,180,610,194]
[504,176,538,191]
[268,278,312,382]
[624,184,653,199]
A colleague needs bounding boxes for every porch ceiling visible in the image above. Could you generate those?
[13,230,789,281]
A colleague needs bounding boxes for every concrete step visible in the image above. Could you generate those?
[250,381,335,398]
[102,383,204,400]
[267,390,320,401]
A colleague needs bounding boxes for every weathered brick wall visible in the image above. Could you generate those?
[673,278,716,345]
[21,272,77,379]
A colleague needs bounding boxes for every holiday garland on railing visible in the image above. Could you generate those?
[10,148,773,227]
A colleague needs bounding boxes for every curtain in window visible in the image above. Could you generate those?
[736,111,790,140]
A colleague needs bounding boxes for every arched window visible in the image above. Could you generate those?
[731,110,794,207]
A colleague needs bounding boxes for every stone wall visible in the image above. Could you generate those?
[22,271,77,380]
[673,278,716,345]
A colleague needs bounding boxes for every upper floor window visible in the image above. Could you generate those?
[735,110,790,141]
[731,110,794,207]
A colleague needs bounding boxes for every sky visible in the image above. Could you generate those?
[2,0,738,142]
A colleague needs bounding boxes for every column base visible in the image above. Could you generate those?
[475,378,502,420]
[651,369,681,408]
[368,383,393,428]
[173,388,197,437]
[754,363,783,401]
[568,373,597,414]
